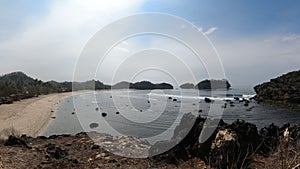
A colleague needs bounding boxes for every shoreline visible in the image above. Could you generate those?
[0,92,74,138]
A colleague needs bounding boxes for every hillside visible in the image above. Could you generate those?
[254,70,300,104]
[0,72,173,104]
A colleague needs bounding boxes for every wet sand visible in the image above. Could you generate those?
[0,92,74,138]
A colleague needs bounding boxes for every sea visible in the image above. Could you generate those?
[42,86,300,144]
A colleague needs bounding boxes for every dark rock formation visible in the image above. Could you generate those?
[4,135,30,148]
[129,81,173,90]
[180,83,195,89]
[204,97,212,103]
[112,81,173,90]
[89,123,99,129]
[46,143,68,159]
[254,70,300,104]
[196,79,231,90]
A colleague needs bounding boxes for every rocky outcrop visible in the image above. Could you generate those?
[151,113,299,168]
[180,83,195,89]
[0,115,299,168]
[254,70,300,104]
[112,81,173,90]
[129,81,173,90]
[180,79,231,90]
[196,79,231,90]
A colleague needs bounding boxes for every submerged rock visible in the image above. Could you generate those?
[89,123,99,129]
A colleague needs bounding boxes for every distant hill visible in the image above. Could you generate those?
[0,72,173,100]
[254,70,300,104]
[112,81,130,89]
[0,71,35,85]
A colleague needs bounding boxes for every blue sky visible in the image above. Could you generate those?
[0,0,299,86]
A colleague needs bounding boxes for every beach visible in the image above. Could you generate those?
[0,92,73,138]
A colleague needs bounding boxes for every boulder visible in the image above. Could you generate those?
[204,98,212,103]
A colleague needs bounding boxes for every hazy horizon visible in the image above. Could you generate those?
[1,1,299,86]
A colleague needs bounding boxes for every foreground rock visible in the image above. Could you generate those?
[254,70,300,104]
[0,114,299,168]
[151,113,299,168]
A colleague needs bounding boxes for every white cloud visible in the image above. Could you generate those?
[281,34,300,42]
[0,0,144,81]
[216,33,300,86]
[204,27,218,35]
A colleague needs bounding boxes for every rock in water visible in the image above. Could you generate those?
[204,97,212,103]
[89,123,99,129]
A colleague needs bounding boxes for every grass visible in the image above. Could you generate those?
[251,131,300,168]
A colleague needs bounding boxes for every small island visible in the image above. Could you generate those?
[180,79,231,90]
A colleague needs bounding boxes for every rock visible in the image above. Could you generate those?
[204,98,212,103]
[116,111,120,115]
[234,97,239,101]
[95,107,99,111]
[180,83,195,89]
[150,113,210,163]
[89,123,99,129]
[172,98,177,102]
[45,143,68,159]
[91,144,100,150]
[129,81,173,90]
[196,79,231,90]
[210,120,261,168]
[168,97,172,100]
[4,136,30,148]
[210,129,239,168]
[254,70,300,104]
[259,123,279,155]
[102,112,107,117]
[211,129,237,149]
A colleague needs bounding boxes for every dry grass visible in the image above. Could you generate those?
[251,135,300,169]
[0,156,3,169]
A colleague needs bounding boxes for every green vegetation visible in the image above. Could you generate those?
[0,72,110,99]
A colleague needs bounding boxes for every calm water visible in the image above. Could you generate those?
[43,87,300,143]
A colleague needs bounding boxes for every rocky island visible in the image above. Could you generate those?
[180,79,231,90]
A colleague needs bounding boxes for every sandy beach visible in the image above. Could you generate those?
[0,92,74,138]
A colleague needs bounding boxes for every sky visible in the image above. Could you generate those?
[0,0,300,86]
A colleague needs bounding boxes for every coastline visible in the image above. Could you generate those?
[0,92,74,138]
